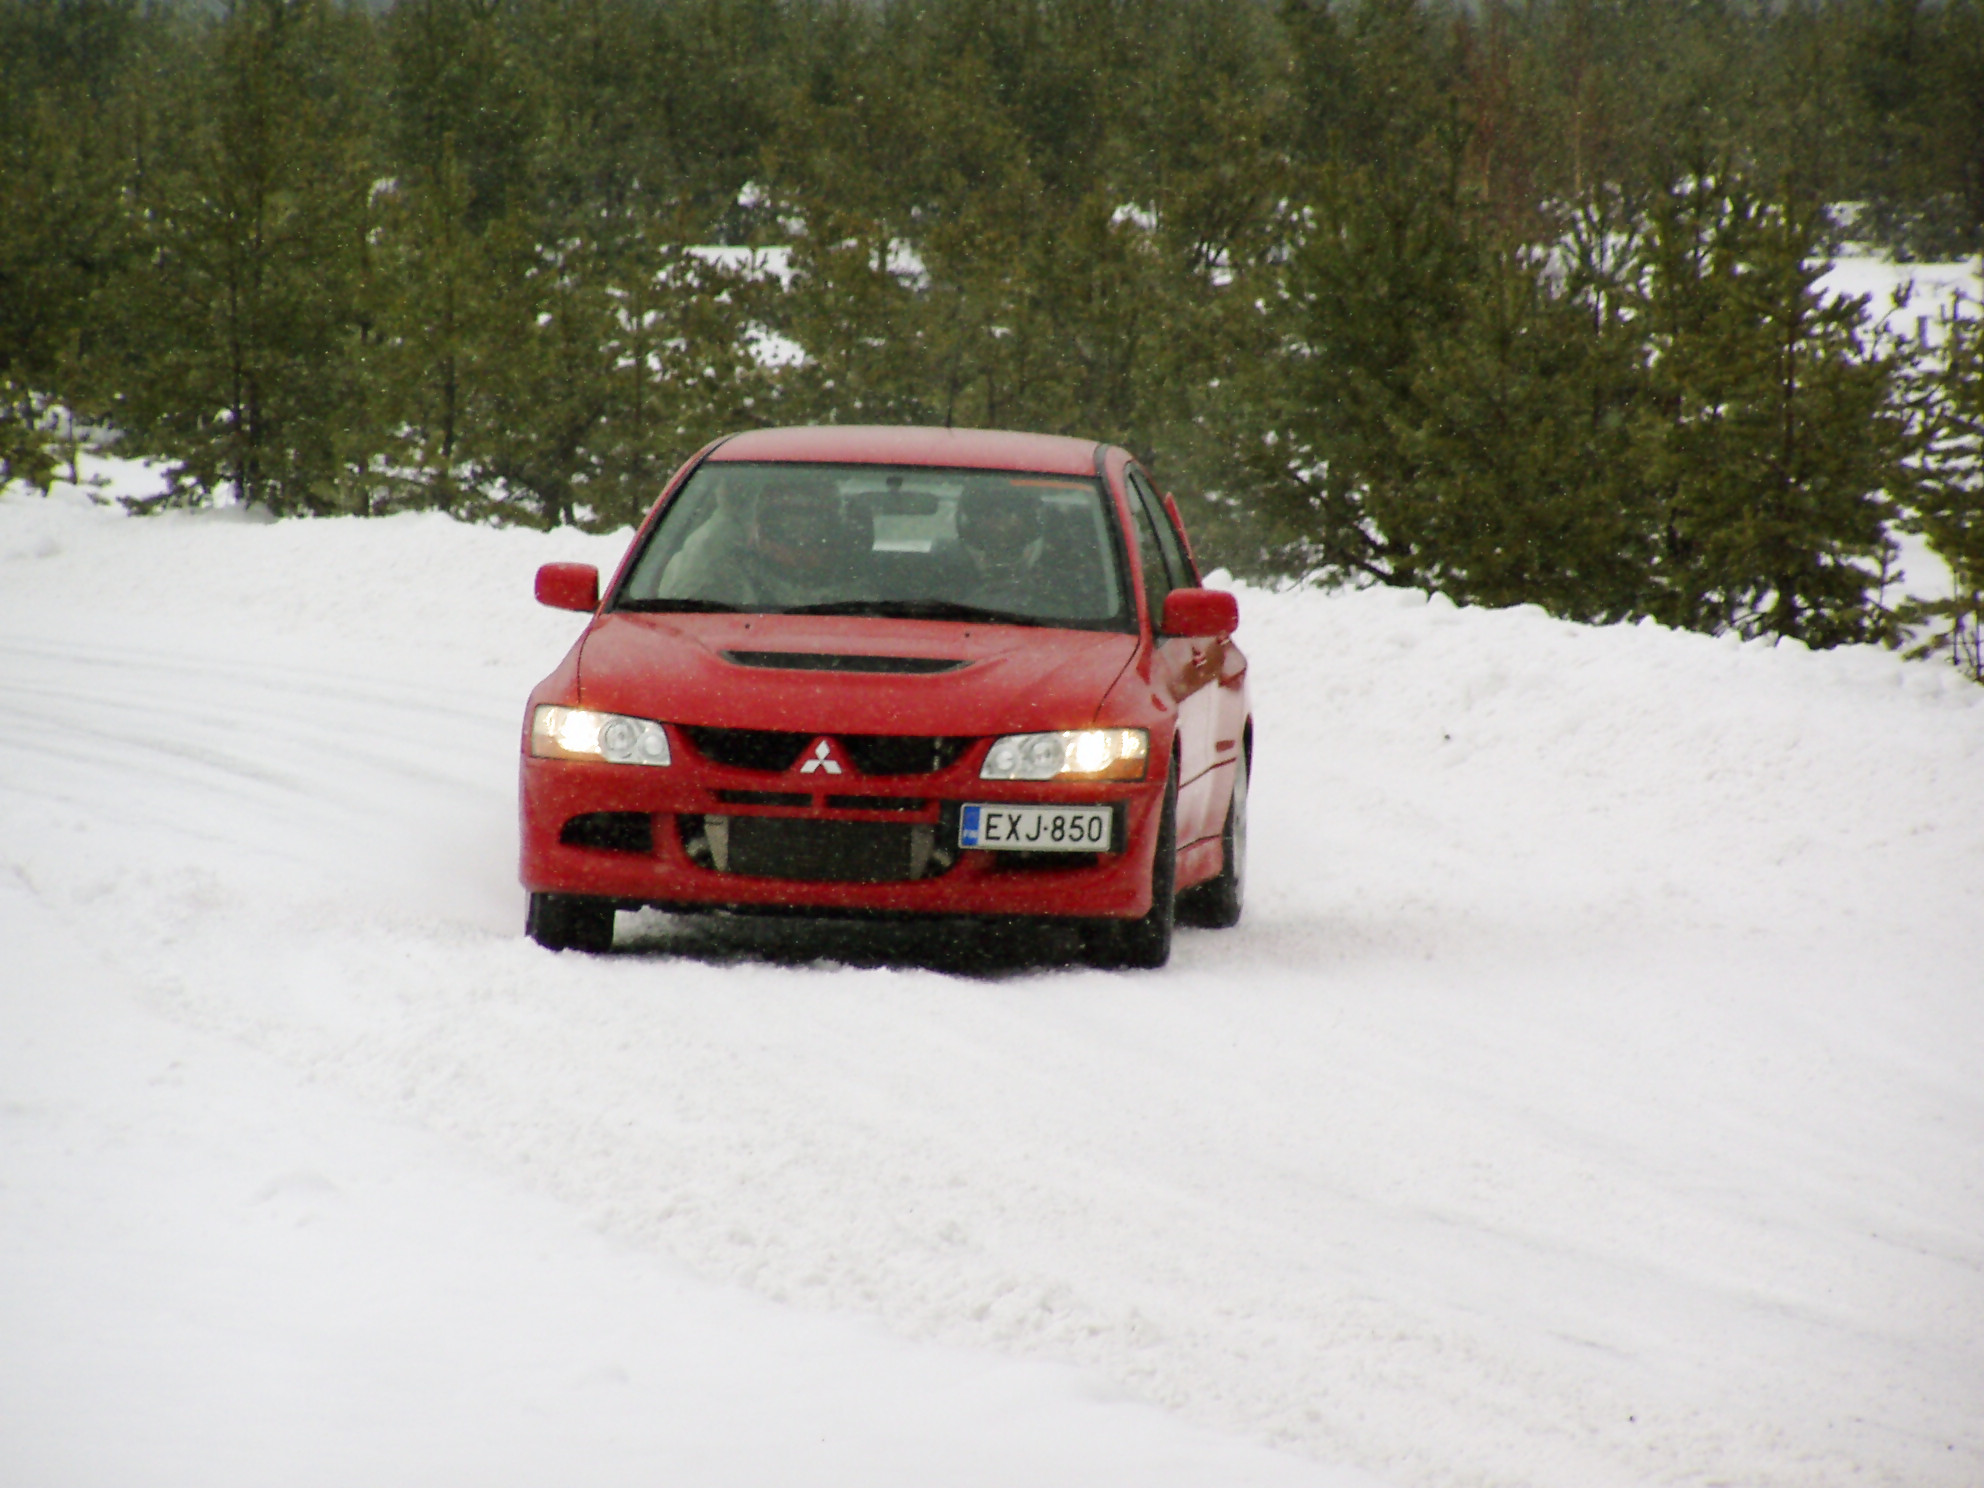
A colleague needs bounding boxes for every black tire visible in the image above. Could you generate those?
[1177,749,1246,929]
[1084,763,1176,969]
[527,892,616,952]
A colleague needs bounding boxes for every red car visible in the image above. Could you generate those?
[519,425,1249,967]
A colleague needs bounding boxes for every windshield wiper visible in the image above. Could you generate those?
[779,598,1053,626]
[614,597,747,614]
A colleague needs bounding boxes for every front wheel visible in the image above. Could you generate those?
[1177,749,1246,929]
[1083,767,1176,969]
[527,892,616,952]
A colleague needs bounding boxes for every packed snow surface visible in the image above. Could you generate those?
[3,464,1981,1488]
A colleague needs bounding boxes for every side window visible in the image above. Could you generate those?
[1129,469,1193,586]
[1127,479,1173,629]
[1157,490,1201,584]
[1127,469,1191,628]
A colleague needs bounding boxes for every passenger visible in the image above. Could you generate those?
[955,482,1047,612]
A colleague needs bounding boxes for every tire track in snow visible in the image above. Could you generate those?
[0,634,516,817]
[0,630,522,937]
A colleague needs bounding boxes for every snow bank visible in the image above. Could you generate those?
[3,464,1981,1488]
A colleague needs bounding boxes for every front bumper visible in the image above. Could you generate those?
[519,749,1164,920]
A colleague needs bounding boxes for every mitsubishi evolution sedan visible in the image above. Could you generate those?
[520,424,1250,968]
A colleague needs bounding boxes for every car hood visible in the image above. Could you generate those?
[576,612,1142,736]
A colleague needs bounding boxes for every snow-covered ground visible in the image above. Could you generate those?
[1820,251,1979,348]
[3,462,1981,1488]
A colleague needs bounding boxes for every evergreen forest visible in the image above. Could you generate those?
[3,0,1982,668]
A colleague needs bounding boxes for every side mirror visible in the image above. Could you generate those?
[1161,587,1238,639]
[535,562,600,612]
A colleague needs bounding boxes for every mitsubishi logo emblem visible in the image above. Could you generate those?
[798,738,845,775]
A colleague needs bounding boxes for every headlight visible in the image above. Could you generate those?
[531,705,672,766]
[980,728,1148,781]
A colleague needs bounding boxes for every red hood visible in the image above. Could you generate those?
[575,612,1142,735]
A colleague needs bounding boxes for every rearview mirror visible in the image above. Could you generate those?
[535,562,600,612]
[1160,587,1238,638]
[874,489,940,515]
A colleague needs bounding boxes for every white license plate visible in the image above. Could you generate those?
[959,803,1113,852]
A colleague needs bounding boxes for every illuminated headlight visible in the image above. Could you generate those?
[980,728,1148,781]
[531,706,672,766]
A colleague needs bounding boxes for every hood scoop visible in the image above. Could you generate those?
[721,650,969,675]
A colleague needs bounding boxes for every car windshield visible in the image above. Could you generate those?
[615,462,1132,630]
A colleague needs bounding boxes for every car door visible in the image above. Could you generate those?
[1126,467,1222,847]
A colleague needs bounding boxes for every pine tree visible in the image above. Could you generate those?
[1843,0,1984,258]
[467,207,764,532]
[359,149,491,515]
[382,0,533,233]
[1899,300,1984,678]
[106,0,376,514]
[1394,229,1651,620]
[1232,150,1478,584]
[0,0,157,491]
[575,218,768,529]
[767,200,940,430]
[1630,167,1913,645]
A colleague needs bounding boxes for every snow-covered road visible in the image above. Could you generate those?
[3,480,1981,1487]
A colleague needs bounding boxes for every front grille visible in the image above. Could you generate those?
[840,735,974,775]
[681,726,811,772]
[680,726,974,777]
[728,819,916,881]
[679,812,958,882]
[826,795,926,812]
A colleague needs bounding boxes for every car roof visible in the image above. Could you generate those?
[709,425,1103,476]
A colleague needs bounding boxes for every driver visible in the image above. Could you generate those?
[716,477,862,607]
[955,481,1046,611]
